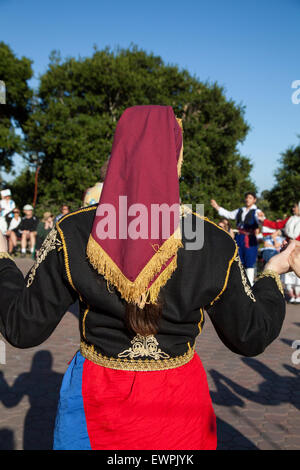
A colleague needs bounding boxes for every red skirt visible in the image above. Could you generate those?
[80,352,217,450]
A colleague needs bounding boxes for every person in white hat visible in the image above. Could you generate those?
[18,204,39,257]
[0,189,15,218]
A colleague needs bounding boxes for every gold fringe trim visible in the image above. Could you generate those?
[80,340,195,371]
[257,269,284,296]
[86,227,183,304]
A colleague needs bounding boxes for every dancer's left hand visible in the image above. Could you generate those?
[289,246,300,277]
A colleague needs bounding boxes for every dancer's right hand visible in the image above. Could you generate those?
[265,240,300,275]
[289,246,300,277]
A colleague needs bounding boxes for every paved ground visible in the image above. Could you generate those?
[0,258,299,450]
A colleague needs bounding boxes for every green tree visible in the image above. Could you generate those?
[9,167,35,211]
[268,144,300,218]
[0,42,33,174]
[24,45,254,216]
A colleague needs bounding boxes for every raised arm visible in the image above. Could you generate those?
[206,241,299,357]
[0,228,77,348]
[210,199,238,220]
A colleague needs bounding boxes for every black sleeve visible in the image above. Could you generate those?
[206,255,286,357]
[0,228,77,348]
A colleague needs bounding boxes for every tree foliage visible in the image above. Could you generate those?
[0,42,33,173]
[13,45,254,217]
[267,144,300,218]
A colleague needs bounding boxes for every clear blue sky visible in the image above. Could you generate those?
[1,0,300,195]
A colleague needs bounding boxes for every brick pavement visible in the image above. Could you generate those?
[0,258,299,450]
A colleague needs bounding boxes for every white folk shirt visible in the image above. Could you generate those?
[218,204,260,225]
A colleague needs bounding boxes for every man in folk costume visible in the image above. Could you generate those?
[259,202,300,303]
[211,192,261,285]
[0,106,299,450]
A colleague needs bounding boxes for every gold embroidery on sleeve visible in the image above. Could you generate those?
[26,228,62,287]
[235,255,256,302]
[256,269,284,296]
[0,252,14,261]
[118,334,170,360]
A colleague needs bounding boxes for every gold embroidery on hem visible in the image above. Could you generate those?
[235,255,256,302]
[257,270,284,296]
[26,228,62,287]
[80,341,195,371]
[118,334,170,360]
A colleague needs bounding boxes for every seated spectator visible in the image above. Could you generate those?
[36,212,54,253]
[0,189,15,218]
[55,204,70,223]
[5,208,22,254]
[261,229,285,263]
[218,217,235,239]
[18,204,39,257]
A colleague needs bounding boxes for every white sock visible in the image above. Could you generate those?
[21,248,26,254]
[246,268,255,286]
[30,247,34,253]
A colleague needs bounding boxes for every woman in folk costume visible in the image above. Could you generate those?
[0,106,299,450]
[260,202,300,303]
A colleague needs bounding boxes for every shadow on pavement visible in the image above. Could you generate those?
[0,350,63,450]
[0,428,14,450]
[209,357,300,449]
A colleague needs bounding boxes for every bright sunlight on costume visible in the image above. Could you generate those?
[0,106,286,450]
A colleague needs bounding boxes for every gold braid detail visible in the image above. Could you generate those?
[26,228,62,287]
[256,269,284,296]
[235,255,256,302]
[0,252,14,262]
[82,306,89,339]
[198,308,204,334]
[56,205,97,298]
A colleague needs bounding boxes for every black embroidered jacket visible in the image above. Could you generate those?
[0,205,285,371]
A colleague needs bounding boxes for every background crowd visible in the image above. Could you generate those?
[0,188,70,258]
[1,181,299,306]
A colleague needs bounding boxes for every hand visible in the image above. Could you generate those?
[265,240,300,275]
[210,199,219,211]
[0,232,8,252]
[289,246,300,277]
[257,211,265,222]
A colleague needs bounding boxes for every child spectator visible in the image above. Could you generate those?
[55,204,70,223]
[18,204,39,257]
[218,218,235,239]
